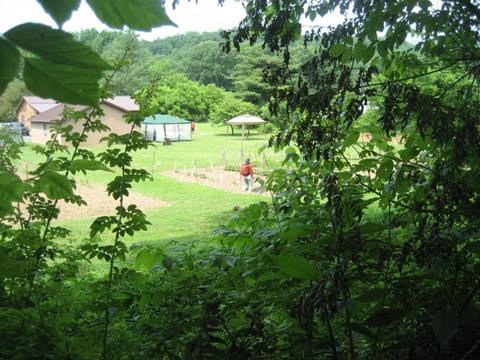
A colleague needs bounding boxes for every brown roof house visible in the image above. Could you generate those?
[16,96,59,129]
[26,96,140,146]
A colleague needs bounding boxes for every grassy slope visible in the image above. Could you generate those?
[19,123,281,249]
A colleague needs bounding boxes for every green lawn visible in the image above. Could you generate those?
[19,123,282,252]
[20,123,281,177]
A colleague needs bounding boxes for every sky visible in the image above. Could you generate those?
[0,0,343,41]
[1,0,245,40]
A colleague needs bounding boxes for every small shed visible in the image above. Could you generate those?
[226,114,267,137]
[142,114,192,142]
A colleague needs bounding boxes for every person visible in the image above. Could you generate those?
[191,120,196,132]
[240,158,254,191]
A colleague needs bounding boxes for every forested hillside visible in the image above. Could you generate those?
[0,28,293,122]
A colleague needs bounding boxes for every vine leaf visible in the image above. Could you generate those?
[354,41,367,62]
[359,222,385,234]
[270,254,318,281]
[35,171,74,200]
[376,159,394,180]
[37,0,81,27]
[69,159,113,173]
[5,23,111,70]
[23,57,101,106]
[86,0,176,31]
[330,43,346,58]
[0,38,20,94]
[0,171,26,217]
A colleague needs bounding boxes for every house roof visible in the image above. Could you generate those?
[28,96,138,123]
[144,114,190,125]
[29,104,87,123]
[103,96,139,112]
[17,96,58,113]
[226,114,267,125]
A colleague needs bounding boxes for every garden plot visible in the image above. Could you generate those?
[162,166,266,194]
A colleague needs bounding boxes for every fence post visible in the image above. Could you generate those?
[191,159,197,177]
[152,151,156,177]
[222,149,227,167]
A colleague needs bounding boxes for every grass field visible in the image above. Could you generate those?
[18,123,282,254]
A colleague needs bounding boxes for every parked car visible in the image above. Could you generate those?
[11,122,29,136]
[0,122,29,136]
[0,122,25,144]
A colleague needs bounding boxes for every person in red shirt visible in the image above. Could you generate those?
[240,158,254,191]
[191,120,196,132]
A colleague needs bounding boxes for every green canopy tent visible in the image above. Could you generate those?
[142,114,192,142]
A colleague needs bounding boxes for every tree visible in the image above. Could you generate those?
[214,0,480,358]
[76,29,157,95]
[209,93,258,125]
[172,40,238,90]
[230,45,282,105]
[147,31,222,56]
[149,73,231,121]
[0,79,27,121]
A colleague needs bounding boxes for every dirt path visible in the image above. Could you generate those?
[56,183,168,221]
[162,166,267,194]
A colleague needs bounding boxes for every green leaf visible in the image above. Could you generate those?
[376,159,394,180]
[257,273,285,283]
[23,57,101,106]
[355,288,385,303]
[37,0,81,27]
[0,172,26,217]
[0,248,25,278]
[86,0,176,31]
[342,36,354,45]
[377,41,389,58]
[35,171,74,199]
[360,222,385,234]
[344,130,360,147]
[29,159,60,176]
[0,38,20,94]
[270,254,318,281]
[257,144,267,154]
[399,146,419,162]
[355,158,377,171]
[365,308,407,327]
[348,323,376,340]
[367,29,378,43]
[329,43,346,57]
[432,308,457,344]
[354,42,367,62]
[341,46,353,65]
[135,248,164,269]
[0,174,25,202]
[465,241,480,254]
[363,45,376,63]
[5,23,111,70]
[69,159,113,172]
